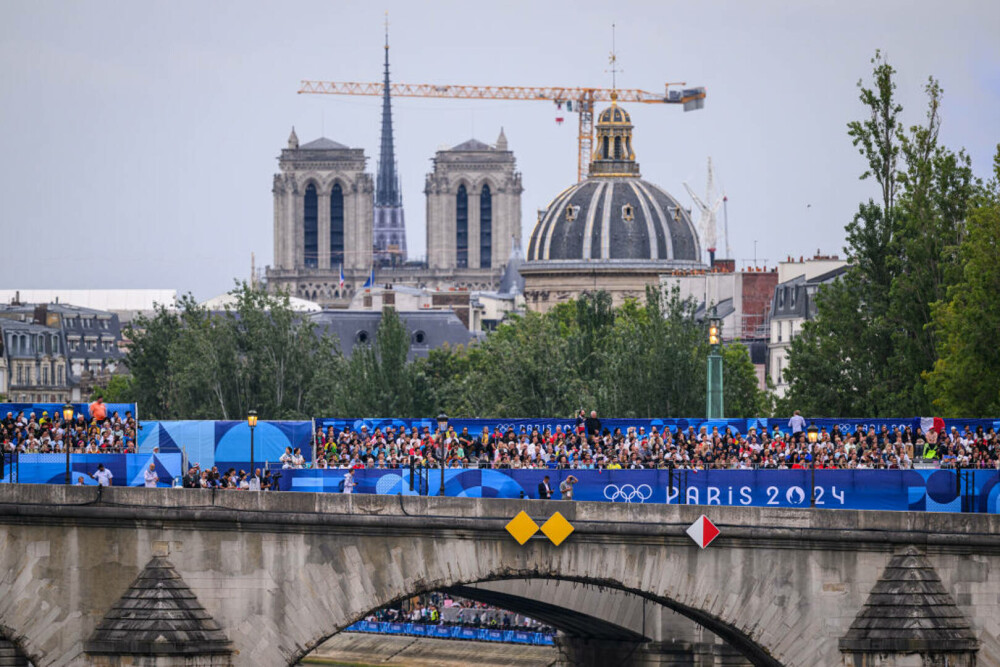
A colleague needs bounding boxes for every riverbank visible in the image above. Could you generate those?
[300,631,556,667]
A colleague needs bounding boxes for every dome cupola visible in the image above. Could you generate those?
[589,93,640,178]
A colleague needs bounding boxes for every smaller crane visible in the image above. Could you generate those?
[684,157,728,265]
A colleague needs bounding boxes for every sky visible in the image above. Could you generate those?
[1,0,998,300]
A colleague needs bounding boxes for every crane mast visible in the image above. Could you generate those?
[298,80,705,182]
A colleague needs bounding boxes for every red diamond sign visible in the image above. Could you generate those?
[686,515,720,549]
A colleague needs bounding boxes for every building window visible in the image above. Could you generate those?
[100,319,109,329]
[17,366,23,384]
[456,184,468,269]
[565,205,579,222]
[776,357,783,384]
[86,340,96,352]
[790,288,797,308]
[622,204,634,221]
[57,366,64,384]
[330,183,344,265]
[304,183,318,268]
[42,366,49,385]
[480,184,492,269]
[614,136,623,159]
[777,322,782,342]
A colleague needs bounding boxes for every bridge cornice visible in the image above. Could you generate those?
[1,485,998,555]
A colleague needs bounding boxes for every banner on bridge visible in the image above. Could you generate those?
[3,453,182,486]
[279,468,1000,514]
[314,416,1000,438]
[137,420,312,471]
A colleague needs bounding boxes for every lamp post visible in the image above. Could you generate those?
[706,312,724,419]
[437,413,449,496]
[63,403,74,485]
[247,410,258,474]
[807,423,819,507]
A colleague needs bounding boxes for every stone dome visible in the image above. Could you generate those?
[597,104,631,125]
[527,178,701,262]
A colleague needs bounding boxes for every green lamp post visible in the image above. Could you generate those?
[706,312,724,419]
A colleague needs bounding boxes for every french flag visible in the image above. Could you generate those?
[339,264,345,289]
[920,417,946,434]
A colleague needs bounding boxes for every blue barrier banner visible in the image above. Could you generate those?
[343,621,553,645]
[0,402,136,422]
[314,417,751,438]
[314,416,1000,440]
[2,453,183,486]
[137,420,312,471]
[279,468,1000,514]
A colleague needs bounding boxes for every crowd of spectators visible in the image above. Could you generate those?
[363,593,554,634]
[1,399,138,455]
[313,411,1000,472]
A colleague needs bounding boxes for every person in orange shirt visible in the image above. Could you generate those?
[89,397,107,424]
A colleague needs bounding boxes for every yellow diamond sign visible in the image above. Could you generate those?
[540,512,574,546]
[506,510,540,545]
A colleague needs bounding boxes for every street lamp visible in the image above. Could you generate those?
[247,410,258,474]
[436,413,449,496]
[807,423,819,507]
[63,403,74,485]
[706,312,724,419]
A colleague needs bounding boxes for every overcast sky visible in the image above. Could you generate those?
[1,0,998,300]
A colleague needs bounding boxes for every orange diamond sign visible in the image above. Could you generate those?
[506,510,539,545]
[540,512,574,546]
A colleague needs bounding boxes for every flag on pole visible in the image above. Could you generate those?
[362,265,375,289]
[339,264,345,289]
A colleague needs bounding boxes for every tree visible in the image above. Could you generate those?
[785,52,978,416]
[925,145,1000,416]
[124,284,341,420]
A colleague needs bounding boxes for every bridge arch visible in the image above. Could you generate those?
[290,570,781,666]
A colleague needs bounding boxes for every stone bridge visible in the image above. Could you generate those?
[0,485,997,666]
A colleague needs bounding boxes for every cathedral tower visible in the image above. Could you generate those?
[268,129,374,304]
[425,128,522,274]
[373,21,407,265]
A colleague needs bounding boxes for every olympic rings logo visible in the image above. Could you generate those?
[603,483,653,503]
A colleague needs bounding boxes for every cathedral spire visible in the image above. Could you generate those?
[376,14,401,207]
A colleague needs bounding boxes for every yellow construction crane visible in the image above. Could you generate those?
[298,80,706,182]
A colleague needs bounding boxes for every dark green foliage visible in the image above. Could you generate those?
[925,146,1000,416]
[784,52,983,417]
[124,283,767,419]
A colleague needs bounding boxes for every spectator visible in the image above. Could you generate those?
[143,463,158,488]
[89,397,108,424]
[91,464,113,487]
[584,411,602,437]
[788,410,807,435]
[538,475,552,499]
[559,475,578,500]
